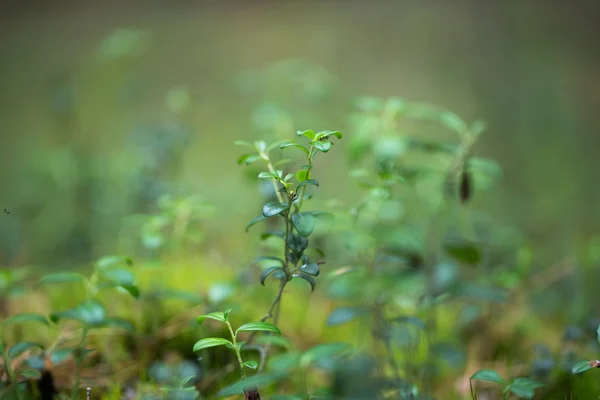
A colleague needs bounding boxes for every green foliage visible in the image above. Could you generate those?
[470,369,544,399]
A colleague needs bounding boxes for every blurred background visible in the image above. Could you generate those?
[2,0,600,397]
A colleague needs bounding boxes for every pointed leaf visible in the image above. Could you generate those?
[237,154,261,166]
[224,308,232,321]
[293,273,316,292]
[262,202,289,218]
[313,140,332,152]
[260,267,285,285]
[243,360,258,370]
[8,342,44,359]
[246,215,267,232]
[292,213,315,237]
[470,369,504,385]
[280,142,309,155]
[300,263,320,276]
[197,312,226,325]
[3,313,49,326]
[572,360,597,374]
[296,179,319,191]
[236,322,281,335]
[297,130,316,140]
[193,337,233,352]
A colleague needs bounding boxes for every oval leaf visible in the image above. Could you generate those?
[260,267,285,286]
[243,360,258,370]
[236,322,281,335]
[293,273,316,292]
[197,312,226,325]
[300,263,320,276]
[572,360,597,374]
[246,215,267,232]
[193,337,233,352]
[252,256,285,268]
[3,313,49,327]
[470,369,504,385]
[262,202,289,218]
[297,130,316,140]
[292,213,315,237]
[313,141,332,153]
[296,179,319,191]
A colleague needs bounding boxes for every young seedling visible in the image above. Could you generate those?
[469,369,544,399]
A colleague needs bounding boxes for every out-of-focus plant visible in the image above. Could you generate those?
[469,369,544,399]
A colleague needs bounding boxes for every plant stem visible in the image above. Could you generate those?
[296,145,314,212]
[264,156,284,204]
[0,338,24,400]
[226,321,247,379]
[71,326,89,400]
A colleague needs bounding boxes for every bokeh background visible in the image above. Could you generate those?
[2,0,600,398]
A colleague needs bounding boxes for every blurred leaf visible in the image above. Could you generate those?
[217,372,285,396]
[100,317,135,332]
[439,111,468,135]
[224,309,232,321]
[95,255,133,269]
[326,307,366,326]
[293,273,316,292]
[260,267,284,286]
[292,213,315,237]
[444,241,481,265]
[470,369,504,385]
[470,120,487,136]
[3,313,49,326]
[19,369,41,379]
[243,361,258,370]
[208,282,235,303]
[234,140,254,149]
[300,343,351,367]
[596,324,600,350]
[572,360,597,374]
[99,268,136,286]
[508,377,544,399]
[296,169,309,182]
[193,338,232,352]
[38,272,86,286]
[300,263,320,276]
[262,202,289,218]
[268,352,301,372]
[455,282,508,303]
[236,322,281,335]
[432,342,465,368]
[246,215,267,232]
[313,141,332,152]
[50,348,74,365]
[252,256,285,267]
[258,172,278,180]
[8,342,44,359]
[392,316,426,330]
[50,300,106,326]
[255,335,294,350]
[237,154,261,166]
[197,312,226,325]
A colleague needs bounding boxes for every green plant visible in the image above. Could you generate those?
[571,324,600,375]
[469,369,544,399]
[36,255,139,399]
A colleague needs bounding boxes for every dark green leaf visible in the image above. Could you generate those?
[444,241,481,265]
[243,360,258,370]
[319,130,343,140]
[455,282,508,303]
[8,342,44,359]
[119,284,140,298]
[262,202,289,218]
[572,360,596,374]
[217,372,285,397]
[50,300,106,326]
[193,337,233,352]
[38,272,86,286]
[3,313,49,326]
[326,307,366,326]
[300,263,320,276]
[287,234,309,253]
[260,267,285,285]
[313,140,332,152]
[280,142,309,155]
[236,322,281,335]
[197,312,226,325]
[297,130,316,140]
[293,273,316,292]
[292,213,315,237]
[508,377,544,399]
[470,369,504,385]
[245,215,267,232]
[296,179,319,191]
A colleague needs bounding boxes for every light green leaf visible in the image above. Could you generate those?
[280,142,309,155]
[312,140,332,153]
[297,130,316,141]
[193,337,233,352]
[470,369,504,385]
[236,322,281,335]
[572,360,596,374]
[258,172,278,180]
[197,312,226,325]
[508,377,544,399]
[243,360,258,370]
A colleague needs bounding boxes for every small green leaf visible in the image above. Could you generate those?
[50,300,107,326]
[326,307,366,326]
[393,316,426,330]
[236,322,281,335]
[293,273,316,292]
[296,169,309,182]
[508,377,544,399]
[470,369,504,385]
[234,140,254,148]
[95,255,133,269]
[119,284,140,298]
[246,215,267,232]
[262,202,289,218]
[3,313,49,326]
[8,342,44,359]
[224,308,232,321]
[572,360,597,374]
[292,213,315,237]
[319,130,343,140]
[193,337,233,352]
[260,267,285,285]
[297,130,316,140]
[243,360,258,370]
[258,172,278,180]
[440,111,468,135]
[197,312,226,325]
[236,341,246,351]
[313,140,332,152]
[38,272,87,286]
[51,348,74,365]
[444,240,481,265]
[296,179,319,191]
[237,154,261,166]
[280,142,309,155]
[300,263,320,276]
